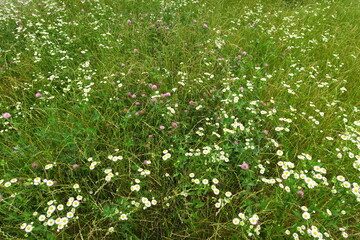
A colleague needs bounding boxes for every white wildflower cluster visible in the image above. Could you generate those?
[162,150,171,160]
[104,168,115,182]
[195,127,205,136]
[166,106,176,115]
[130,178,141,192]
[233,213,261,235]
[297,153,312,160]
[138,168,151,176]
[131,197,158,210]
[202,146,211,155]
[214,198,230,208]
[107,155,123,162]
[44,162,57,170]
[20,196,83,233]
[336,175,360,201]
[87,157,99,170]
[257,164,266,174]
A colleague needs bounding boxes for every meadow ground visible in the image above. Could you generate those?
[0,0,359,239]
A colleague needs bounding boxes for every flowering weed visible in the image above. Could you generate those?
[0,0,359,239]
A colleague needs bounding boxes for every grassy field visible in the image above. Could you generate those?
[0,0,359,239]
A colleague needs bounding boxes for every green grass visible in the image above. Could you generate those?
[0,0,359,239]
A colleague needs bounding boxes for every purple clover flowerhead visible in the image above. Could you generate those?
[240,163,249,170]
[297,191,304,197]
[2,113,11,118]
[72,164,80,170]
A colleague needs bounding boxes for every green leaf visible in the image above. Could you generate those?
[195,201,205,208]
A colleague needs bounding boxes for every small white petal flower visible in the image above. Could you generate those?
[232,218,240,225]
[25,225,33,232]
[302,212,311,220]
